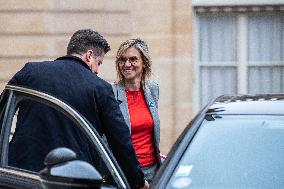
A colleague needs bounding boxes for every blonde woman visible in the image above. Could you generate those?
[112,38,161,182]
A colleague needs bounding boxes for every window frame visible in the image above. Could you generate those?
[193,9,284,112]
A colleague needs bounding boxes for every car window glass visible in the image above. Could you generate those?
[167,115,284,189]
[0,91,9,132]
[9,109,17,142]
[7,98,115,185]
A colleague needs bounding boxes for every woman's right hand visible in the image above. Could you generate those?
[140,180,149,189]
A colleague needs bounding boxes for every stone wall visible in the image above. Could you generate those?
[0,0,194,153]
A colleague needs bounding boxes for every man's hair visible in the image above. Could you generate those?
[67,29,110,56]
[115,38,152,85]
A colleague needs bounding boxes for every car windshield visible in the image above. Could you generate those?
[167,115,284,189]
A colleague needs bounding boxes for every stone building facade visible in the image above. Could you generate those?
[0,0,193,153]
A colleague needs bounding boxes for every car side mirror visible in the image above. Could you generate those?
[39,147,103,189]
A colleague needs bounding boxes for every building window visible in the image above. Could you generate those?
[248,14,284,94]
[196,11,284,108]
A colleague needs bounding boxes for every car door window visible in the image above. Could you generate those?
[0,89,119,188]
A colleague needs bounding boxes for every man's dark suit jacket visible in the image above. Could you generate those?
[8,55,144,188]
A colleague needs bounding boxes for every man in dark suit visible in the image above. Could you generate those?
[8,29,148,189]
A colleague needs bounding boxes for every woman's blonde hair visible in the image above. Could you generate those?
[115,38,152,86]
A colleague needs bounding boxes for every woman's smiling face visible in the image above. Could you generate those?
[118,47,144,82]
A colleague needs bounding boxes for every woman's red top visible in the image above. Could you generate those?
[126,88,157,167]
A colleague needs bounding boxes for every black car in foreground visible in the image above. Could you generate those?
[0,85,129,189]
[152,94,284,189]
[1,85,284,189]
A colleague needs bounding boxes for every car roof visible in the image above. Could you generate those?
[206,94,284,115]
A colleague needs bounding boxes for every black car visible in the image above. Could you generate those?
[0,85,130,189]
[152,94,284,189]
